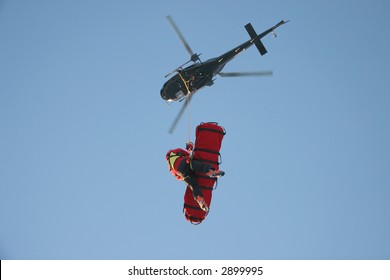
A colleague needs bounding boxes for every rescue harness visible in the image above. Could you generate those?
[166,148,190,181]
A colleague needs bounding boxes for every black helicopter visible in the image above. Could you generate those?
[161,16,288,132]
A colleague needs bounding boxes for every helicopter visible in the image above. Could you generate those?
[161,16,288,133]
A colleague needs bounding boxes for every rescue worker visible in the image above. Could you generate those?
[166,142,225,212]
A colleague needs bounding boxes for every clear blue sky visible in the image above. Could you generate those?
[1,0,389,260]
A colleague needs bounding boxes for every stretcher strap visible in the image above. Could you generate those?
[194,147,220,155]
[197,127,226,135]
[194,148,222,165]
[184,203,202,211]
[197,175,217,181]
[200,185,214,191]
[185,215,203,225]
[183,208,208,225]
[193,159,218,166]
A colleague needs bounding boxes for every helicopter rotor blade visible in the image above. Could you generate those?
[168,95,192,134]
[166,15,196,59]
[218,71,273,77]
[164,58,193,78]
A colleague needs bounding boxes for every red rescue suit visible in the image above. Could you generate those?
[166,148,190,181]
[166,148,214,199]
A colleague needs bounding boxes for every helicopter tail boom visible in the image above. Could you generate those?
[245,23,267,56]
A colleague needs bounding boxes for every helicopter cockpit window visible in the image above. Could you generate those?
[175,90,185,101]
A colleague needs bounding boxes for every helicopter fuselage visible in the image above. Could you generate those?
[160,20,288,102]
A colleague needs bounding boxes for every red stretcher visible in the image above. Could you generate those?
[183,122,226,224]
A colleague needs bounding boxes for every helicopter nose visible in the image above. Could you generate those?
[160,88,167,100]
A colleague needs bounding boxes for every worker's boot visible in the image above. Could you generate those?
[195,195,209,212]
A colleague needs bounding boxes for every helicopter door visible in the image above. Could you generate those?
[175,89,185,101]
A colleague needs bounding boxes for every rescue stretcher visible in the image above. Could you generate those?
[183,122,226,224]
